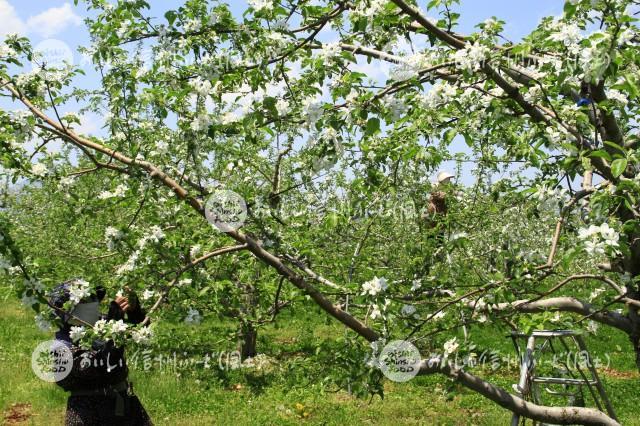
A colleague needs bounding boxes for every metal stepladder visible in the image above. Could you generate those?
[509,330,617,426]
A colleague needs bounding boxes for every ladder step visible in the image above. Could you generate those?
[532,377,597,386]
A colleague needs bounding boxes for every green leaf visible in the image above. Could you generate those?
[603,140,626,157]
[165,10,177,26]
[611,158,627,178]
[623,74,640,99]
[563,2,577,19]
[443,129,456,144]
[364,117,380,136]
[588,149,612,162]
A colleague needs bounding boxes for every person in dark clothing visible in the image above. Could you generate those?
[421,171,454,229]
[420,171,455,275]
[48,279,153,426]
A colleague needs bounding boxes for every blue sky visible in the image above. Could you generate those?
[0,0,566,184]
[1,0,564,75]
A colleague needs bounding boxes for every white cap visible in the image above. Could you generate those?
[436,171,454,183]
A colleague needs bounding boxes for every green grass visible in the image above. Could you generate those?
[1,286,639,425]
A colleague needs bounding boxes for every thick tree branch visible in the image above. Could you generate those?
[418,357,620,426]
[478,297,633,334]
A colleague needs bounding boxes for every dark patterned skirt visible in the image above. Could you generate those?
[65,393,153,426]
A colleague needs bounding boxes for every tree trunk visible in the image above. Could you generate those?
[237,278,259,360]
[239,321,257,360]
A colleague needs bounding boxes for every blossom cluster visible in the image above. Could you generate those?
[104,226,124,251]
[70,320,154,345]
[578,222,620,256]
[453,42,490,72]
[116,226,165,275]
[361,276,388,296]
[98,183,128,200]
[68,279,91,304]
[419,82,457,109]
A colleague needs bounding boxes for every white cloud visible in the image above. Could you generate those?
[0,0,26,38]
[26,3,82,38]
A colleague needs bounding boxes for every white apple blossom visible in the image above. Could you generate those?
[606,89,628,105]
[353,0,386,19]
[116,250,140,275]
[98,183,128,200]
[109,319,129,335]
[453,42,490,71]
[584,240,605,256]
[383,95,408,121]
[302,97,323,126]
[59,176,76,188]
[93,319,108,334]
[534,184,569,212]
[190,114,213,132]
[361,276,389,296]
[618,27,636,45]
[221,112,238,125]
[599,223,620,246]
[248,0,273,13]
[68,280,91,304]
[549,22,582,49]
[578,222,619,255]
[443,337,459,354]
[189,245,201,258]
[275,98,290,116]
[131,326,153,344]
[155,140,169,154]
[0,44,16,58]
[70,326,86,342]
[523,85,543,103]
[151,225,165,241]
[319,42,341,61]
[141,289,155,301]
[105,226,124,250]
[183,18,202,33]
[369,304,382,320]
[420,81,457,109]
[189,77,212,97]
[31,163,48,177]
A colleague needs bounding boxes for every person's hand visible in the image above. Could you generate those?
[114,296,131,313]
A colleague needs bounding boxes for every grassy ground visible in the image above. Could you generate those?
[1,284,639,425]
